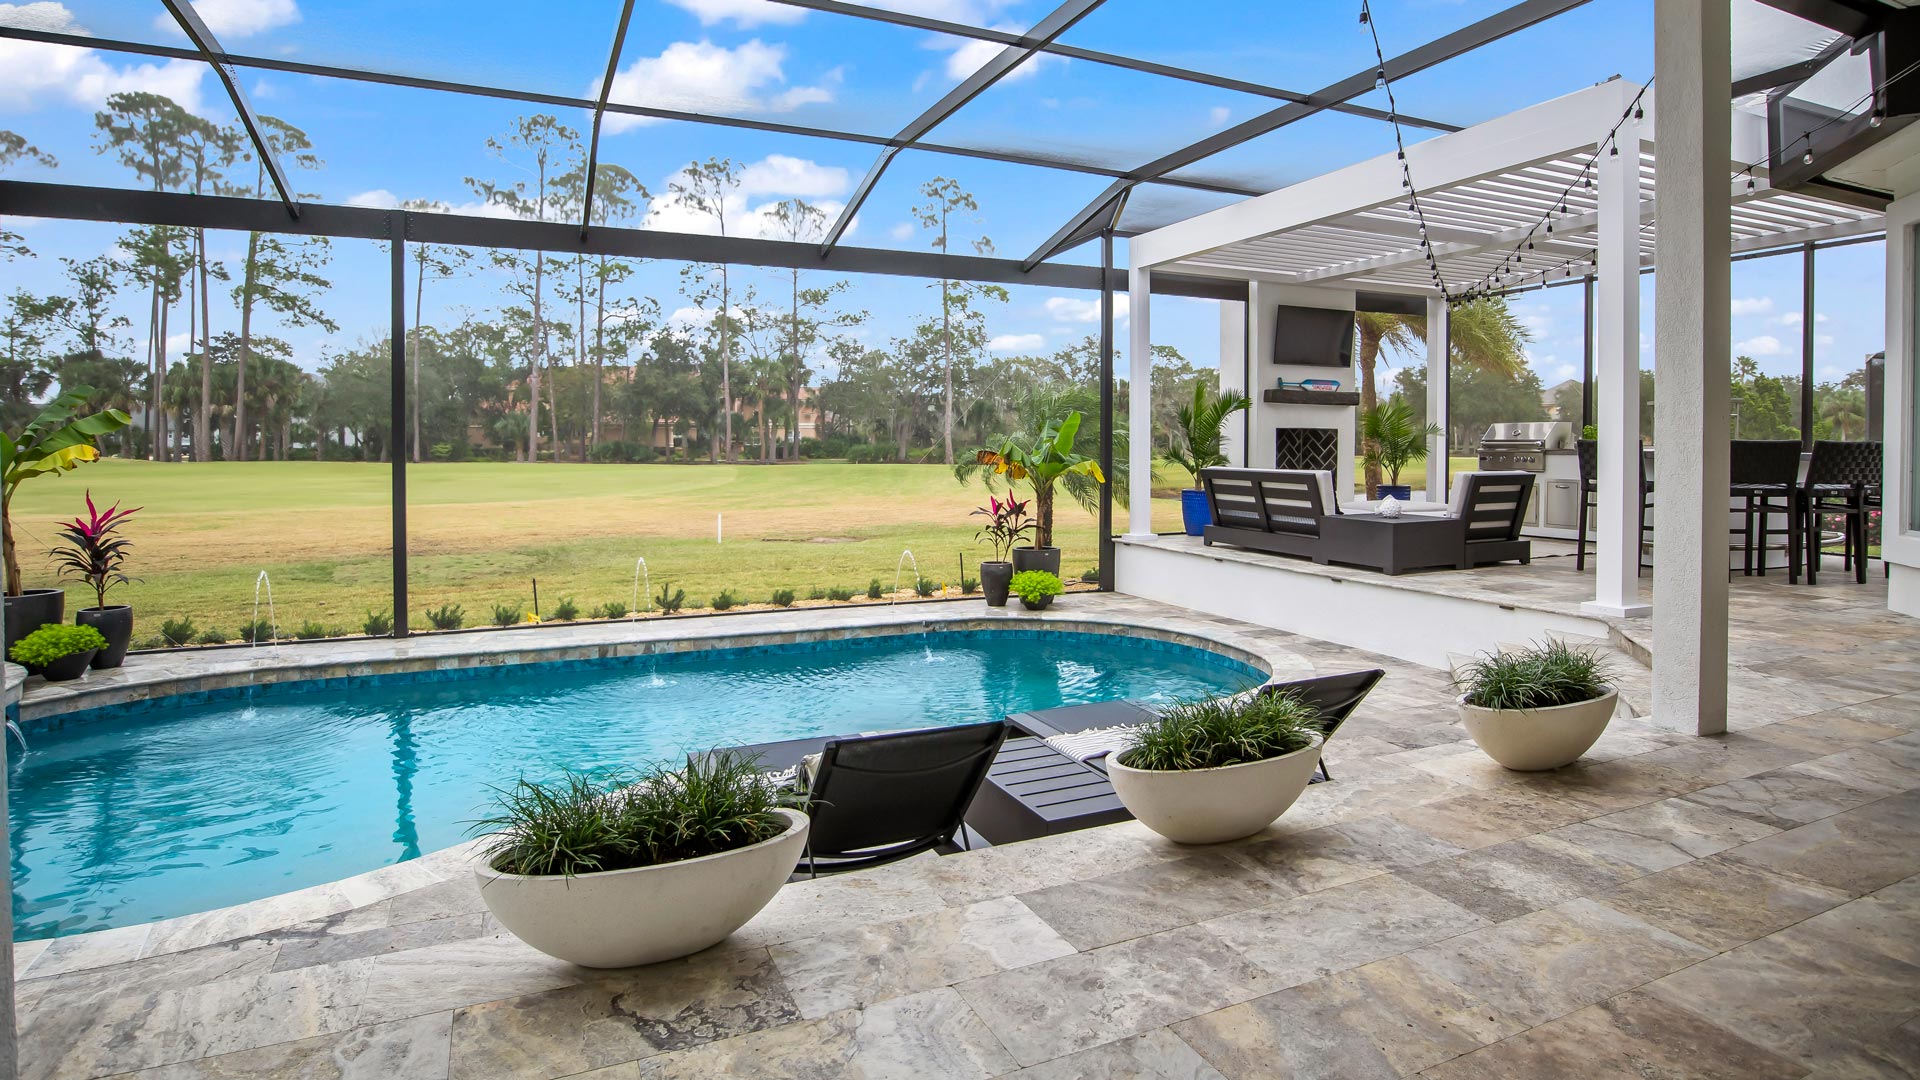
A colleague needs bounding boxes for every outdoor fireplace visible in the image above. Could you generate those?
[1276,428,1339,473]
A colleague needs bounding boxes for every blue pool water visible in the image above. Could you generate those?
[8,629,1260,939]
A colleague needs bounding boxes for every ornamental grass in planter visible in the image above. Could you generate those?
[1109,691,1325,844]
[472,752,809,968]
[1453,639,1617,771]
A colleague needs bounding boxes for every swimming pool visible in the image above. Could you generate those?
[8,628,1262,939]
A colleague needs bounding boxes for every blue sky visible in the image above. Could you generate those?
[0,0,1887,389]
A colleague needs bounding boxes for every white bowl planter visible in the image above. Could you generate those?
[1457,687,1618,771]
[1107,735,1323,845]
[475,807,809,968]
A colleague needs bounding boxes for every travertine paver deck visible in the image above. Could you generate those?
[10,563,1920,1079]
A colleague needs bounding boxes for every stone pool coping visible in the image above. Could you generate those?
[13,595,1319,962]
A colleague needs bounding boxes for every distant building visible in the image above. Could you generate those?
[1542,378,1581,420]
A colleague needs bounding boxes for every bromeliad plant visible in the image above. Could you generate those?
[970,493,1033,563]
[48,490,140,611]
[2,387,132,596]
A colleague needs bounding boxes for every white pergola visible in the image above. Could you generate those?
[1124,71,1884,735]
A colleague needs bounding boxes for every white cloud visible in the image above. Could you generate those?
[1729,296,1774,317]
[346,189,399,209]
[989,333,1047,353]
[1776,311,1829,326]
[597,40,836,134]
[350,189,519,219]
[646,155,851,239]
[154,0,299,38]
[937,35,1061,83]
[1207,105,1231,127]
[669,305,716,329]
[0,29,208,114]
[869,0,1021,23]
[1815,333,1835,346]
[738,154,848,198]
[0,1,74,30]
[1044,294,1129,324]
[888,222,916,241]
[662,0,806,28]
[1734,334,1784,356]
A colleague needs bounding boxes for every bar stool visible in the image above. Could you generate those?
[1798,440,1882,585]
[1729,440,1800,577]
[1574,438,1654,575]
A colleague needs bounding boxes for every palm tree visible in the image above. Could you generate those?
[1353,297,1530,494]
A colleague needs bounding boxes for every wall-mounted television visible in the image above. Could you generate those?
[1272,304,1355,368]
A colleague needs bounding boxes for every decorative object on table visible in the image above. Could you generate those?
[1107,690,1325,844]
[1376,495,1403,518]
[471,754,809,968]
[958,394,1108,579]
[1361,399,1441,501]
[1168,383,1252,536]
[1298,379,1342,391]
[9,622,107,682]
[49,490,141,669]
[970,494,1032,607]
[2,387,132,656]
[1008,569,1063,611]
[1452,639,1617,771]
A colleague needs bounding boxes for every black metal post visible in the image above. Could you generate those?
[1800,240,1815,448]
[1581,276,1595,429]
[390,219,409,638]
[1098,230,1115,591]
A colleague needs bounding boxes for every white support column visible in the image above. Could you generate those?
[1652,0,1731,736]
[1425,295,1450,503]
[1128,266,1154,536]
[1219,299,1248,467]
[1580,111,1650,621]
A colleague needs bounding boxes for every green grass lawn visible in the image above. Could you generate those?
[10,454,1482,643]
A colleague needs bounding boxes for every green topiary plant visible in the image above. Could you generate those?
[295,620,327,640]
[826,585,855,602]
[1118,691,1322,771]
[1008,570,1064,605]
[9,623,107,667]
[770,588,796,607]
[552,597,580,621]
[866,579,884,600]
[490,604,523,627]
[362,610,394,637]
[238,619,275,643]
[159,616,197,647]
[425,604,465,630]
[710,590,741,611]
[656,585,686,614]
[1454,639,1611,711]
[196,628,228,645]
[960,577,978,595]
[914,576,937,597]
[1080,566,1100,583]
[597,601,630,620]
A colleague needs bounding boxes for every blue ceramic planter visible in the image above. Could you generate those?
[1181,488,1211,536]
[1376,484,1414,502]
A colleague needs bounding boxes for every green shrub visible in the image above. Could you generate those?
[770,588,796,607]
[136,634,165,651]
[294,620,327,640]
[866,578,884,600]
[596,601,629,620]
[710,590,741,611]
[362,610,394,637]
[552,597,580,621]
[1080,566,1101,583]
[1455,639,1612,711]
[806,586,827,601]
[238,619,275,643]
[960,577,979,595]
[326,626,349,638]
[844,443,893,464]
[425,604,465,631]
[9,623,108,666]
[1009,570,1064,604]
[196,628,228,645]
[490,604,523,627]
[429,442,454,462]
[159,616,197,647]
[1119,691,1323,771]
[826,585,855,602]
[656,585,686,614]
[914,576,937,597]
[472,752,797,877]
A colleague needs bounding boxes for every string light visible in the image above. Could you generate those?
[1358,0,1453,295]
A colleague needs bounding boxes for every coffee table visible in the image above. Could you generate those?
[1316,512,1464,575]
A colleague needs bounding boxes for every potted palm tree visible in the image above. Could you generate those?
[970,494,1032,607]
[50,491,140,668]
[964,409,1104,578]
[473,753,809,968]
[1360,399,1441,501]
[1168,382,1252,535]
[1454,640,1617,771]
[2,388,132,657]
[1108,691,1325,844]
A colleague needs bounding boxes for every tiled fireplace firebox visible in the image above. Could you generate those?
[1276,427,1339,473]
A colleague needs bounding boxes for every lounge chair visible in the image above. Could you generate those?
[1200,467,1340,559]
[791,721,1008,877]
[1445,471,1535,568]
[1253,668,1386,781]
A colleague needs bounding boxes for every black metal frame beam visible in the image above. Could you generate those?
[757,0,1460,133]
[0,25,1264,200]
[158,0,299,218]
[1022,0,1592,269]
[580,0,637,239]
[1732,35,1854,98]
[388,219,409,636]
[819,0,1106,253]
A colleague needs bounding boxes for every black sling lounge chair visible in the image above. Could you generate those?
[795,720,1008,877]
[1254,668,1386,781]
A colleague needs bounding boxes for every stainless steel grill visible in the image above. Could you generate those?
[1477,421,1572,473]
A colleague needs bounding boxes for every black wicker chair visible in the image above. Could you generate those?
[1797,440,1882,585]
[1729,439,1801,577]
[1574,438,1654,574]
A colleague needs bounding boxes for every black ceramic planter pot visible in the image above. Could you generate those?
[1011,546,1062,577]
[4,588,64,659]
[77,605,133,669]
[980,561,1013,607]
[32,648,98,682]
[1019,594,1055,612]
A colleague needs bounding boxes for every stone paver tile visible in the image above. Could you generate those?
[1677,770,1886,830]
[1782,747,1920,798]
[23,924,150,981]
[1747,711,1912,754]
[101,1011,453,1080]
[1594,855,1850,953]
[1404,897,1712,1029]
[769,896,1073,1019]
[1396,833,1646,922]
[17,935,280,1017]
[1721,790,1920,897]
[1017,852,1286,951]
[1387,786,1594,850]
[387,879,489,928]
[1174,955,1525,1080]
[954,924,1277,1067]
[1419,989,1807,1080]
[274,914,488,973]
[1203,874,1488,989]
[999,1028,1227,1080]
[357,933,588,1027]
[1551,795,1781,871]
[1227,815,1467,896]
